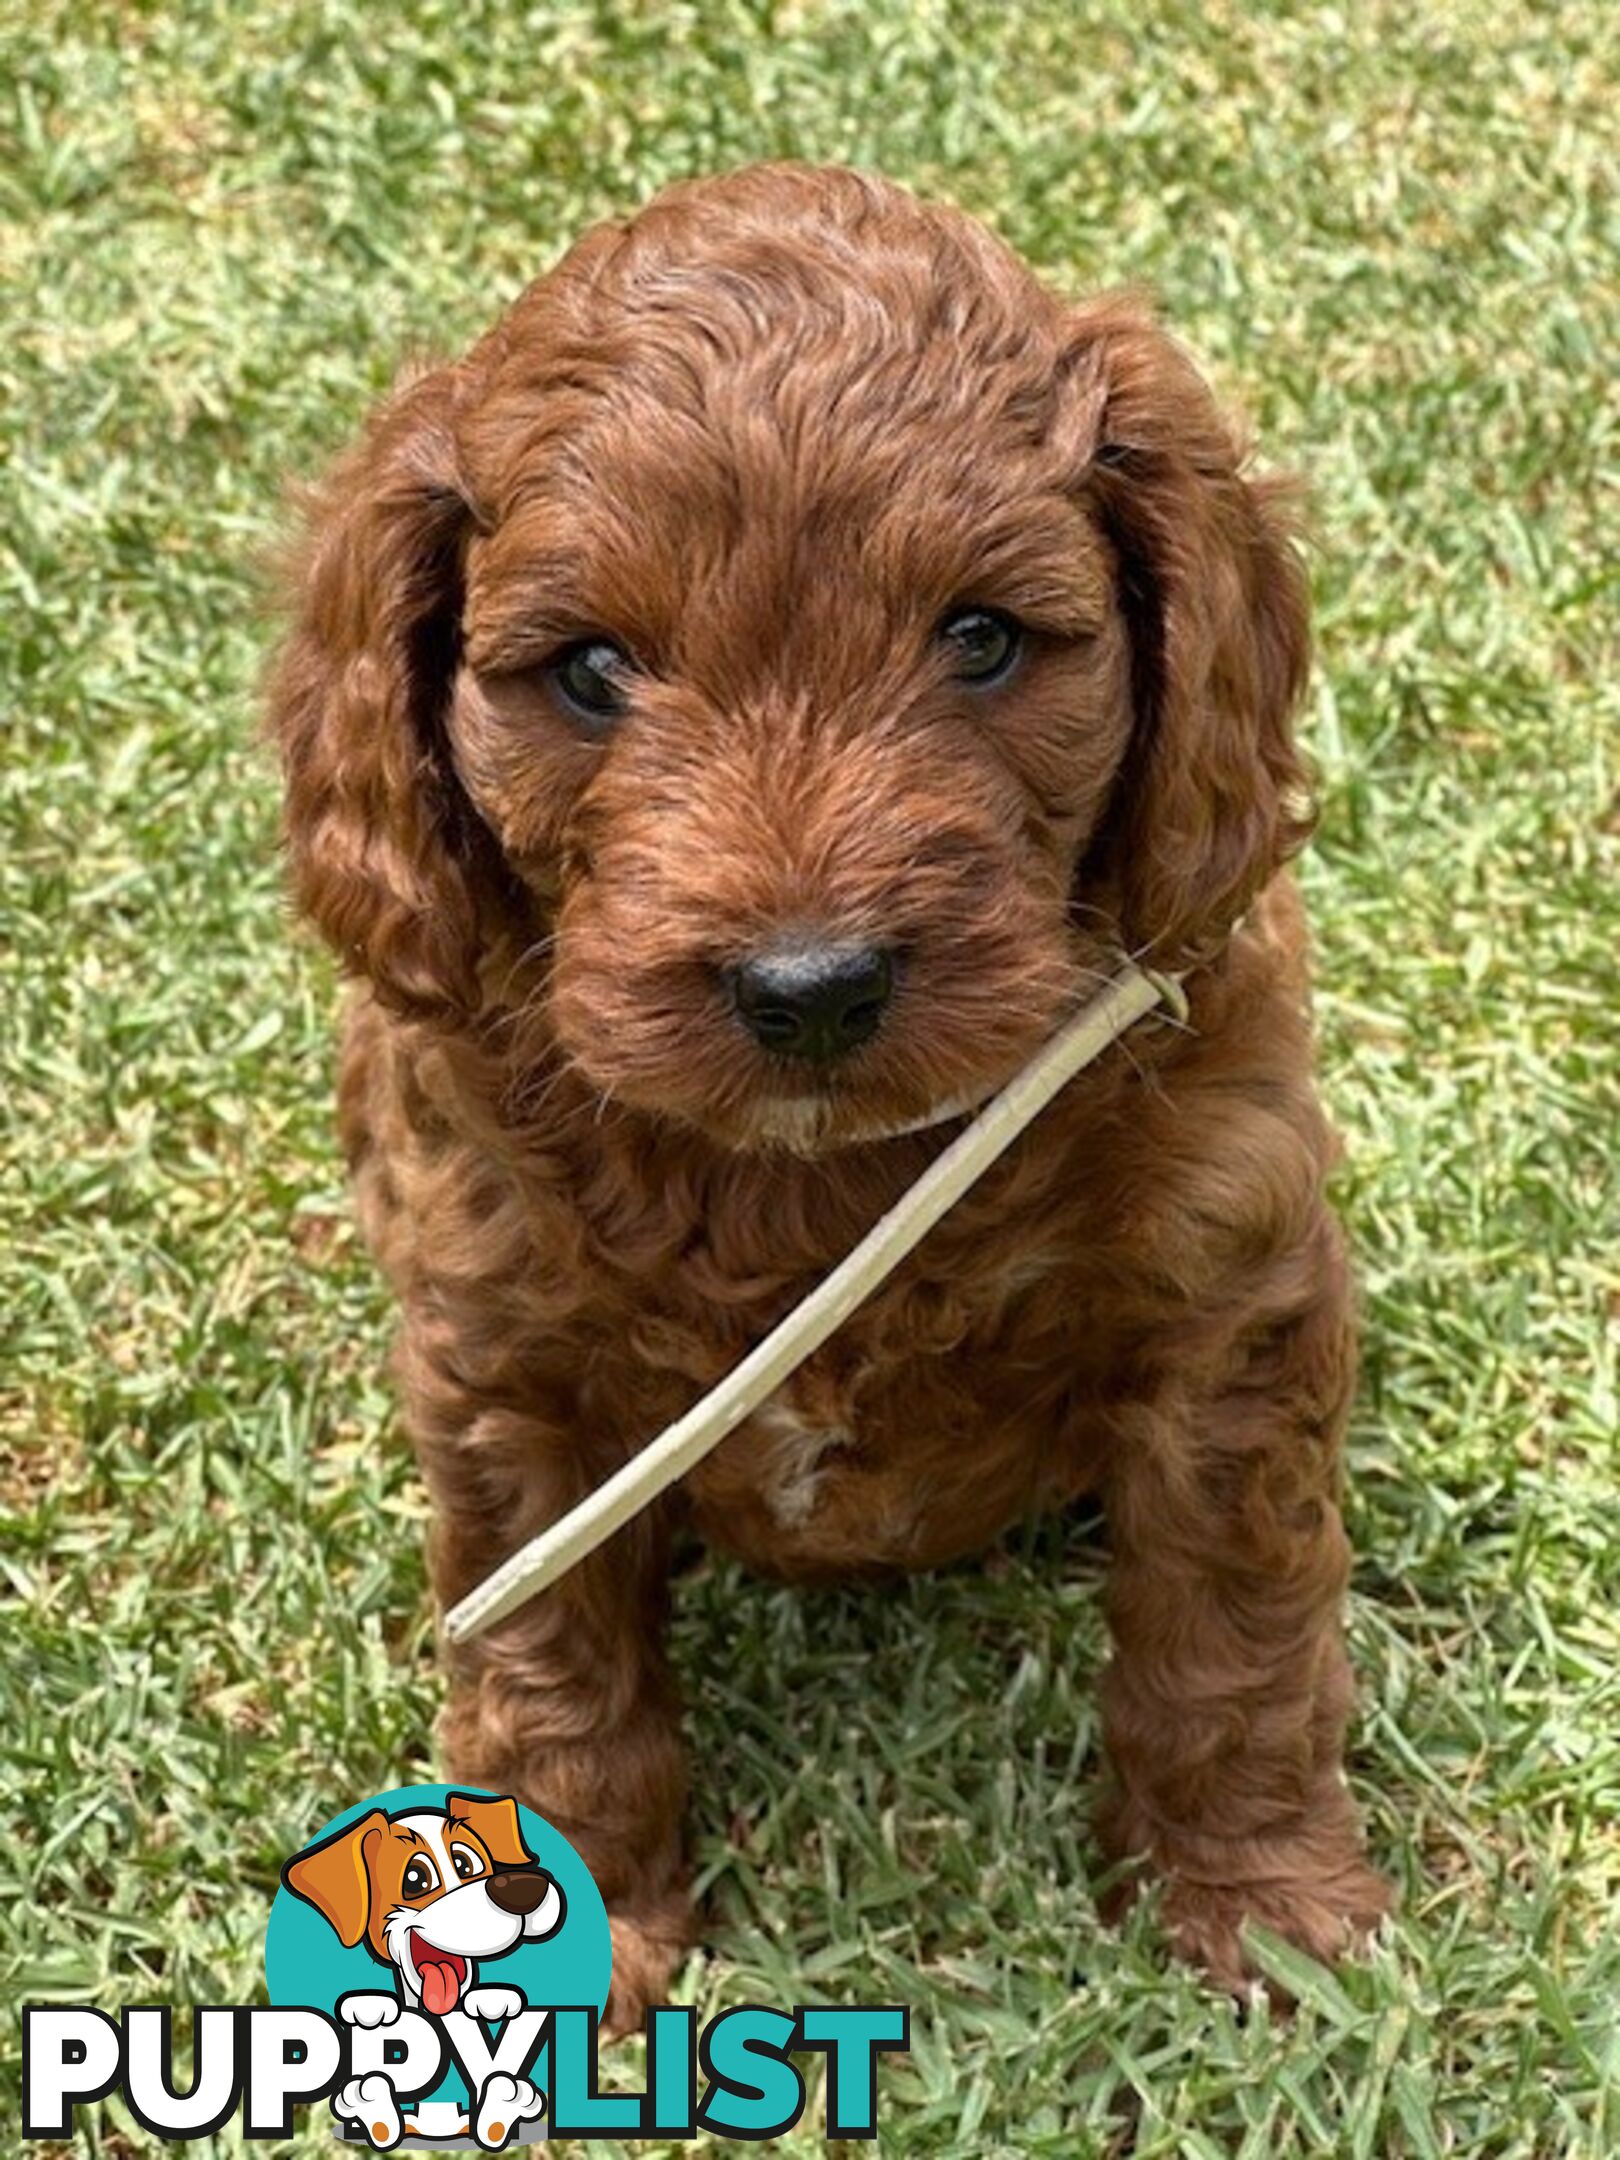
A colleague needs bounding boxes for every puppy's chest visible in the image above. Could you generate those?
[750,1374,861,1532]
[682,1243,1098,1574]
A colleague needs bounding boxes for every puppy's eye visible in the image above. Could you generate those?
[402,1857,440,1899]
[939,607,1022,686]
[449,1843,484,1882]
[547,638,634,728]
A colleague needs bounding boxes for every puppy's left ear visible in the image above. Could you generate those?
[446,1791,534,1870]
[1072,298,1313,968]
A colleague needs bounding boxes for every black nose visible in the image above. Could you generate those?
[727,940,895,1063]
[486,1869,551,1916]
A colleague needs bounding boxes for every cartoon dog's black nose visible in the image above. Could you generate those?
[487,1869,551,1916]
[727,940,895,1063]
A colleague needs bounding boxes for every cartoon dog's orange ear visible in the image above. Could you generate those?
[282,1809,388,1947]
[446,1792,534,1869]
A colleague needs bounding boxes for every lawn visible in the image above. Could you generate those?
[1,1,1615,2154]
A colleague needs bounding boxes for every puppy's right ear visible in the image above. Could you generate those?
[282,1808,388,1949]
[266,367,509,1022]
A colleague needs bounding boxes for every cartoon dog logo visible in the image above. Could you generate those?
[283,1791,566,2147]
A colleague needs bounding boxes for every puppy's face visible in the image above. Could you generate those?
[273,166,1310,1149]
[451,271,1133,1151]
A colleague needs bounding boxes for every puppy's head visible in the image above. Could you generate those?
[270,163,1309,1152]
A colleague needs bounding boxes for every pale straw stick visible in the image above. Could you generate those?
[444,961,1180,1644]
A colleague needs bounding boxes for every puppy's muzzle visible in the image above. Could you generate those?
[486,1868,554,1916]
[726,937,895,1064]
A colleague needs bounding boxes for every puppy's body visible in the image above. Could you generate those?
[276,163,1390,2023]
[343,878,1331,1579]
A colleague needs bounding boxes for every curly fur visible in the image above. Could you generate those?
[269,161,1390,2027]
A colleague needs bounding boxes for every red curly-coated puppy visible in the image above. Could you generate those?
[270,162,1390,2024]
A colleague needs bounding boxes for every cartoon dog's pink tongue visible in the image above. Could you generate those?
[412,1939,466,2015]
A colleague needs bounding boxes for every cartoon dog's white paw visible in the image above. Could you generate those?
[335,2072,402,2149]
[338,1992,401,2029]
[475,2071,543,2150]
[462,1984,524,2023]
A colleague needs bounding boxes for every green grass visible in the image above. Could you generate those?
[2,1,1616,2154]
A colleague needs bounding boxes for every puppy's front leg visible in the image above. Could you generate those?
[403,1328,689,2033]
[1096,1259,1392,1984]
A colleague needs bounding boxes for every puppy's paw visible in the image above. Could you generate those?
[1104,1828,1393,1999]
[1097,1783,1392,1998]
[1159,1853,1394,1995]
[474,2071,544,2150]
[601,1903,690,2039]
[335,2073,402,2149]
[337,1992,401,2029]
[462,1984,525,2023]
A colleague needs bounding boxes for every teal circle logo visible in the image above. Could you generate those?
[265,1784,611,2146]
